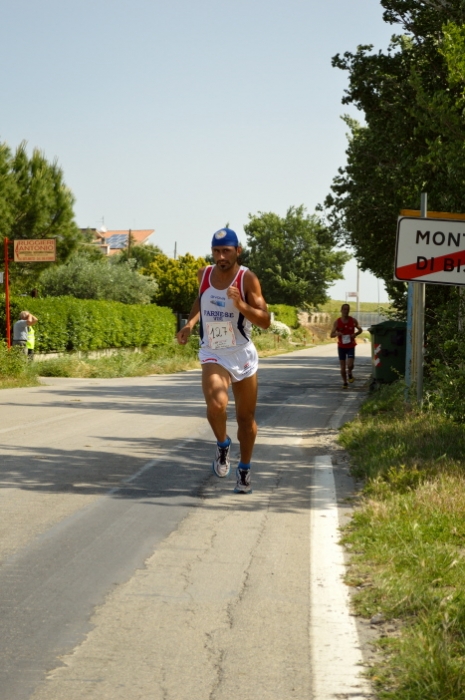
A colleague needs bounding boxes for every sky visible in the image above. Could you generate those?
[0,0,396,303]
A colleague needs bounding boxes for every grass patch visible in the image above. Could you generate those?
[340,382,465,699]
[0,376,41,389]
[0,341,40,389]
[36,341,200,378]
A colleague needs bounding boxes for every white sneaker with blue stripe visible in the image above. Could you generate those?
[212,438,231,478]
[234,467,252,494]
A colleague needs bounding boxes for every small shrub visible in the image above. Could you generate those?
[269,320,291,338]
[291,325,313,344]
[0,340,38,385]
[425,361,465,423]
[268,304,299,328]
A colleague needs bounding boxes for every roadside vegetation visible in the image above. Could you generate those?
[36,341,200,379]
[0,341,39,388]
[0,341,200,385]
[0,322,319,386]
[34,324,316,378]
[340,382,465,700]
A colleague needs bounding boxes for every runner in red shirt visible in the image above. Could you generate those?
[330,303,363,389]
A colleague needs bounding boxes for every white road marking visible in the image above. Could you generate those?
[328,394,359,430]
[310,455,372,699]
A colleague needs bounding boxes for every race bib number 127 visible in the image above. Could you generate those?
[206,321,236,349]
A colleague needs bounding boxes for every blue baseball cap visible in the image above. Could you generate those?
[211,227,239,247]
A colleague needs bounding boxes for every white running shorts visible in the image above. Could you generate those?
[199,342,259,383]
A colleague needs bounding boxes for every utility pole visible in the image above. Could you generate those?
[356,265,360,318]
[174,242,177,260]
[4,238,11,348]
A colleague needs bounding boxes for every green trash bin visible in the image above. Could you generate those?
[368,320,407,384]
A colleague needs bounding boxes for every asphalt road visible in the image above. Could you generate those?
[0,342,373,700]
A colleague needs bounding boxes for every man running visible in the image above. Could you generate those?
[330,303,363,389]
[176,227,270,493]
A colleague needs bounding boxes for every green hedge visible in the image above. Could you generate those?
[268,304,299,329]
[0,296,176,353]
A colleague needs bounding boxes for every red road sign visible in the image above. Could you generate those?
[395,217,465,285]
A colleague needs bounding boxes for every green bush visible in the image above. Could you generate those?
[0,295,176,353]
[39,254,157,304]
[425,361,465,423]
[0,339,37,380]
[268,304,299,328]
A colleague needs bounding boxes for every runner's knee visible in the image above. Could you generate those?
[236,410,256,431]
[206,393,228,416]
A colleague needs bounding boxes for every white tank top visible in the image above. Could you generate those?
[198,265,252,351]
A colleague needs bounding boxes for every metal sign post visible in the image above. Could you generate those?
[404,193,427,402]
[405,283,414,399]
[4,238,11,348]
[412,194,427,403]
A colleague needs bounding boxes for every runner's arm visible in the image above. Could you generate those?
[330,320,341,338]
[176,268,204,345]
[227,271,270,330]
[352,318,363,338]
[176,297,200,345]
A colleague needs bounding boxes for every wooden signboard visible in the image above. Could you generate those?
[14,239,56,262]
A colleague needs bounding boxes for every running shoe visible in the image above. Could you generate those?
[234,467,252,494]
[348,375,354,383]
[212,438,231,477]
[342,382,348,390]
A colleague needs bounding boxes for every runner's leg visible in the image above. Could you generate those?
[339,359,347,383]
[201,363,231,443]
[347,354,355,376]
[231,373,258,464]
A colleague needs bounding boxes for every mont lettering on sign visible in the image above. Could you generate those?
[14,239,56,262]
[395,217,465,286]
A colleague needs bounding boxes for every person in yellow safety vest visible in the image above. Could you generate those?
[13,310,37,354]
[26,323,35,360]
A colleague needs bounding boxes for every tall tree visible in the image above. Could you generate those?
[244,206,349,307]
[0,142,16,242]
[142,252,207,313]
[324,0,465,306]
[0,141,82,293]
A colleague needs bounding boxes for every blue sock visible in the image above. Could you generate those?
[217,437,230,448]
[238,462,250,470]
